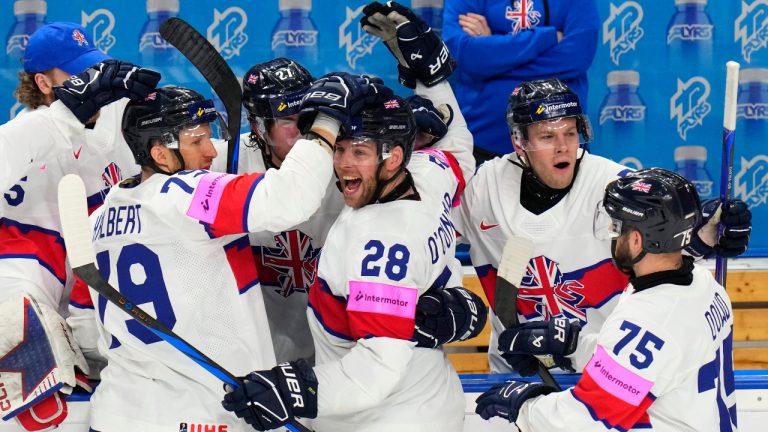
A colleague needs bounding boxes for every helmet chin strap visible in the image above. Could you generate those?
[611,238,647,276]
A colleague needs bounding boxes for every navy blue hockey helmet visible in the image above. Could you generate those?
[507,78,592,152]
[602,168,702,253]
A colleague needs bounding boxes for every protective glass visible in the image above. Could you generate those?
[252,116,300,149]
[515,116,592,152]
[164,113,231,150]
[593,201,624,241]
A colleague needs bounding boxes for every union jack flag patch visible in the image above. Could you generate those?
[631,181,652,193]
[384,99,400,109]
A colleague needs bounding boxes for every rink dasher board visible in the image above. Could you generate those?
[2,372,768,431]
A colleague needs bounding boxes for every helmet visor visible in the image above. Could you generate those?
[593,201,624,241]
[163,112,231,149]
[333,137,381,168]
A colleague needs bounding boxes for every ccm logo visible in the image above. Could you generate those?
[428,45,450,75]
[307,91,342,102]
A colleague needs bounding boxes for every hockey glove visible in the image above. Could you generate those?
[414,286,488,348]
[297,72,393,136]
[498,317,580,376]
[475,380,557,423]
[54,59,161,124]
[407,94,453,149]
[361,1,456,88]
[687,198,752,259]
[222,360,317,431]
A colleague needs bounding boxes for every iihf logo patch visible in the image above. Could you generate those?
[505,0,541,35]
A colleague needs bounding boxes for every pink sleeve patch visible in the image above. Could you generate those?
[586,345,654,406]
[347,281,418,319]
[186,172,236,223]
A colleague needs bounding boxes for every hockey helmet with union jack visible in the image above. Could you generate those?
[602,168,702,253]
[340,94,417,166]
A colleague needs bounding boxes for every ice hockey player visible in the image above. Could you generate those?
[0,21,159,431]
[65,78,387,432]
[457,77,752,377]
[475,168,737,432]
[211,56,485,364]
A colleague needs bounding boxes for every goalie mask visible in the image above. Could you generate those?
[595,168,702,270]
[242,58,314,169]
[122,86,230,173]
[507,78,592,154]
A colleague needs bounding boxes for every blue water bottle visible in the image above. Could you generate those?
[271,0,319,66]
[412,0,444,36]
[5,0,47,68]
[674,146,714,200]
[595,70,647,163]
[666,0,713,71]
[139,0,182,79]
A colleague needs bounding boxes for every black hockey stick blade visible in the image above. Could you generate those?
[57,174,311,432]
[496,237,561,390]
[160,17,242,174]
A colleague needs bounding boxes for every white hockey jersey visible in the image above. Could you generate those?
[457,152,632,371]
[516,263,737,432]
[69,139,332,432]
[307,148,468,432]
[209,80,475,365]
[0,99,138,313]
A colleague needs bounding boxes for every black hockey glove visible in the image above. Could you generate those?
[407,94,453,149]
[414,286,488,348]
[361,1,456,88]
[475,380,557,423]
[498,317,580,376]
[221,360,318,432]
[687,198,752,259]
[297,72,393,135]
[54,59,161,124]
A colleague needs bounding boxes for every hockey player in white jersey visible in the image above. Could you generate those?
[475,168,737,432]
[0,22,159,431]
[209,56,484,364]
[65,79,390,432]
[222,89,468,432]
[457,78,752,376]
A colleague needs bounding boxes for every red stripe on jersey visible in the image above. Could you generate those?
[0,219,67,284]
[348,311,415,340]
[417,148,466,207]
[308,277,353,340]
[223,235,260,294]
[69,276,94,309]
[200,172,265,237]
[572,360,654,431]
[476,265,498,309]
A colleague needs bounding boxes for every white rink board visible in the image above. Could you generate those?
[2,385,767,431]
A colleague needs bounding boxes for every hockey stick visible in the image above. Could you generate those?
[160,17,242,174]
[715,61,740,286]
[57,174,310,432]
[496,237,561,390]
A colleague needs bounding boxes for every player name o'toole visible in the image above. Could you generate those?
[93,204,143,240]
